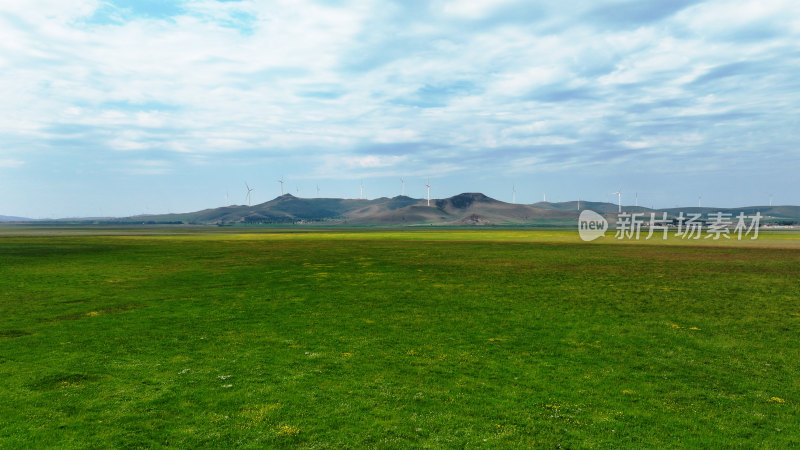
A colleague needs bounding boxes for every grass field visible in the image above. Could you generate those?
[1,228,799,447]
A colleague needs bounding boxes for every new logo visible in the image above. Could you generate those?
[578,210,608,241]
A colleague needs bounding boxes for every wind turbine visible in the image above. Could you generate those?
[512,183,516,204]
[317,184,320,197]
[635,192,638,208]
[360,181,364,200]
[426,178,431,206]
[698,194,702,208]
[296,185,300,196]
[543,192,547,202]
[245,182,255,206]
[769,193,773,207]
[278,178,284,196]
[401,177,405,196]
[225,191,229,206]
[612,189,622,213]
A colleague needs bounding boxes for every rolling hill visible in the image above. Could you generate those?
[113,193,582,226]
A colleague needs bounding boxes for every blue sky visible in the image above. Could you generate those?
[1,0,798,218]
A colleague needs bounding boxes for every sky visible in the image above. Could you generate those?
[1,0,798,218]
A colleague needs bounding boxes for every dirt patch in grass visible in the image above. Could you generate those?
[0,329,32,338]
[52,304,144,322]
[27,373,98,391]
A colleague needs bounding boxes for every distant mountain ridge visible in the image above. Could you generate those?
[108,193,800,226]
[0,215,32,222]
[3,194,799,226]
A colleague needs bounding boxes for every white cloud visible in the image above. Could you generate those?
[441,0,519,19]
[122,159,172,175]
[0,158,24,168]
[342,155,408,169]
[374,129,419,144]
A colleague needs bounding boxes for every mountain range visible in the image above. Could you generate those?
[0,215,32,222]
[112,193,800,226]
[3,193,799,226]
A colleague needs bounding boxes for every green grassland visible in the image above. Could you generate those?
[1,228,799,447]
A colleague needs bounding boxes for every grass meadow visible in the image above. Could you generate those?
[1,228,799,447]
